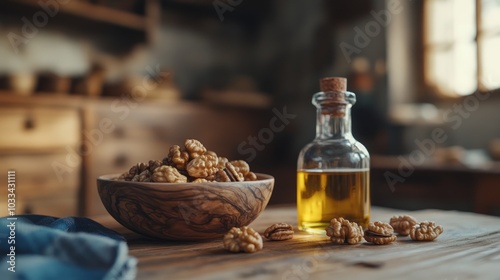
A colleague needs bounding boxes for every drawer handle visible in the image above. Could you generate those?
[24,115,35,130]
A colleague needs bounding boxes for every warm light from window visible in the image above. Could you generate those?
[480,0,500,90]
[425,0,477,97]
[425,0,500,96]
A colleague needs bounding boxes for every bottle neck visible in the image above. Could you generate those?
[315,106,353,140]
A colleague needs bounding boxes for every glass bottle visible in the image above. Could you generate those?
[297,77,370,233]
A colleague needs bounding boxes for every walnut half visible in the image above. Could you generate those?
[390,215,418,236]
[223,226,263,253]
[325,217,364,245]
[151,166,187,183]
[410,221,443,241]
[186,151,219,178]
[364,221,397,245]
[264,223,294,241]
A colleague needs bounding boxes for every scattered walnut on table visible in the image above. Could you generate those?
[364,221,397,245]
[325,217,364,245]
[264,223,294,241]
[151,166,187,183]
[186,151,219,178]
[223,226,263,253]
[390,215,418,236]
[410,221,443,241]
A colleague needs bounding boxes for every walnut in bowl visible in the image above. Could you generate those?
[97,173,274,240]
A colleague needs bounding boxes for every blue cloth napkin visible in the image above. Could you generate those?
[0,215,137,280]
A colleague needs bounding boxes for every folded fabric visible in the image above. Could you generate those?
[0,215,137,280]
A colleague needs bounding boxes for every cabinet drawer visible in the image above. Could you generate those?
[0,153,79,216]
[0,191,77,217]
[0,107,80,151]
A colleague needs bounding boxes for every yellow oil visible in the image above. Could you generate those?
[297,169,370,233]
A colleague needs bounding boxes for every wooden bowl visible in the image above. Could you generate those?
[97,173,274,240]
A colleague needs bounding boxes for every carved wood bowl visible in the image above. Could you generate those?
[97,173,274,240]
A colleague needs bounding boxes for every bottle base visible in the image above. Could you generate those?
[298,222,330,234]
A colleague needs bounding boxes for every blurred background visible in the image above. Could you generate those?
[0,0,499,217]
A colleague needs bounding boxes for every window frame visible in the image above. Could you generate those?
[422,0,500,98]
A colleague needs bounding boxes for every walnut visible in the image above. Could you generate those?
[244,172,257,181]
[192,178,210,183]
[225,162,244,182]
[163,145,190,170]
[223,226,263,253]
[214,169,231,182]
[325,217,364,245]
[131,170,151,182]
[186,151,219,178]
[217,157,228,169]
[364,221,397,245]
[115,172,128,180]
[151,166,187,183]
[185,139,207,159]
[122,162,149,181]
[410,221,443,241]
[214,162,244,182]
[263,223,294,241]
[148,160,163,173]
[390,215,418,236]
[230,160,250,175]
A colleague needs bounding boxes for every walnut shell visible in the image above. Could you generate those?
[223,226,263,253]
[410,221,443,241]
[325,217,364,245]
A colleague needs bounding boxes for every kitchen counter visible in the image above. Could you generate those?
[96,205,500,279]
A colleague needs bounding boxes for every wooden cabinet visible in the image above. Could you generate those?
[371,155,500,216]
[0,106,81,216]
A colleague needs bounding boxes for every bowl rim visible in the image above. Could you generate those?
[97,173,274,185]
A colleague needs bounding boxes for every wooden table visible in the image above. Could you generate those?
[97,205,500,279]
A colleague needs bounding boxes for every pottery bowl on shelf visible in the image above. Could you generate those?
[97,173,274,240]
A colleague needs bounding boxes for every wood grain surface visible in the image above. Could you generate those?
[97,174,274,240]
[96,205,500,280]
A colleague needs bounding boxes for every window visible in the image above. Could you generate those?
[424,0,500,97]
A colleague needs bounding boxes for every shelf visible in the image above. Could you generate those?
[0,92,90,108]
[8,0,148,31]
[0,91,197,110]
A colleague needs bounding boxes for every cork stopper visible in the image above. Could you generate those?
[317,77,349,117]
[320,77,347,93]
